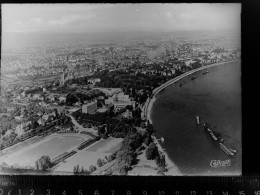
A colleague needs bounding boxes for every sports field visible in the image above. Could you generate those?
[53,137,123,173]
[0,134,90,167]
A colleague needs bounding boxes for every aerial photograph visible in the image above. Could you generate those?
[0,3,241,175]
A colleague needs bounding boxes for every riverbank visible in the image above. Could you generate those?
[144,60,239,175]
[145,60,239,124]
[152,60,239,98]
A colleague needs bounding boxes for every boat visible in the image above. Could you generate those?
[219,143,235,156]
[203,123,211,132]
[203,123,209,129]
[196,116,200,125]
[210,132,218,141]
[205,126,212,133]
[191,76,197,80]
[204,122,236,156]
[160,137,165,143]
[230,149,237,154]
[202,70,209,75]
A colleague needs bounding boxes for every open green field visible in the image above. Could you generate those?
[0,134,90,167]
[53,137,122,173]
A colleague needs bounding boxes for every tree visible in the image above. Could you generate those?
[89,165,96,172]
[146,143,159,160]
[97,126,105,135]
[32,120,39,129]
[156,154,167,172]
[104,168,113,175]
[140,122,146,129]
[107,154,116,163]
[35,155,52,171]
[76,164,80,173]
[35,161,40,170]
[118,164,129,175]
[101,159,106,166]
[143,132,152,146]
[73,165,78,174]
[81,166,85,173]
[146,124,155,134]
[97,158,103,167]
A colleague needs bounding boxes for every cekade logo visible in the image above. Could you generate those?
[210,159,231,168]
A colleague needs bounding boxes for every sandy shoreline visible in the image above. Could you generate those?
[144,60,239,175]
[146,95,182,175]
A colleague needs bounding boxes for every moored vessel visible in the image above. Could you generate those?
[219,143,235,156]
[202,70,209,75]
[210,132,218,141]
[196,116,200,125]
[203,122,236,156]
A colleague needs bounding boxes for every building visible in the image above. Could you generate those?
[115,93,130,102]
[88,78,101,84]
[4,129,13,137]
[37,118,44,125]
[122,109,133,119]
[21,91,26,97]
[15,116,23,121]
[15,123,25,136]
[60,72,65,86]
[113,93,135,111]
[114,101,134,111]
[82,101,97,114]
[97,107,108,113]
[105,97,114,105]
[59,96,66,102]
[33,94,41,100]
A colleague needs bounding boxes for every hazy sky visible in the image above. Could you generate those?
[2,4,241,33]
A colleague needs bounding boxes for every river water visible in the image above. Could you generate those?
[151,61,241,175]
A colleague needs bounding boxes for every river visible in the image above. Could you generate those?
[151,61,241,175]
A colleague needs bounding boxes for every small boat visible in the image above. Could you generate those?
[210,132,218,141]
[202,70,209,75]
[160,137,165,143]
[203,123,209,129]
[191,76,197,80]
[230,149,237,154]
[196,116,200,125]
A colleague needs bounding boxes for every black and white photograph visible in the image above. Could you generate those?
[0,3,241,176]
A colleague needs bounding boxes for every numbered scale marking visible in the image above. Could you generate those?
[0,176,259,195]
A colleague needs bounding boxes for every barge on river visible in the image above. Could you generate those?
[203,122,236,156]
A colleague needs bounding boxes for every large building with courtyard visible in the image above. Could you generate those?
[82,101,98,114]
